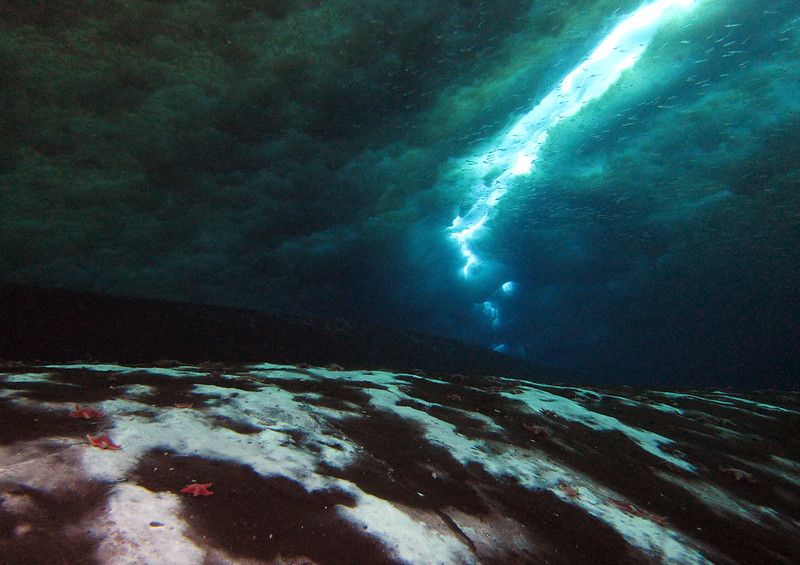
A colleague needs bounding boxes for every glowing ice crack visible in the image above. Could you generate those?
[448,0,697,278]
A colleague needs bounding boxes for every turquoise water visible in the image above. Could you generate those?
[1,0,798,387]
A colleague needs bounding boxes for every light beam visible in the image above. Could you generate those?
[448,0,697,278]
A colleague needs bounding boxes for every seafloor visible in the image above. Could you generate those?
[1,360,798,564]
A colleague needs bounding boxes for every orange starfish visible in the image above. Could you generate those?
[719,466,756,483]
[70,406,103,420]
[181,483,214,497]
[557,481,580,499]
[86,434,121,450]
[609,498,667,525]
[523,423,551,437]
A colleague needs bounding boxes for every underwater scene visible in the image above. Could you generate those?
[1,0,799,563]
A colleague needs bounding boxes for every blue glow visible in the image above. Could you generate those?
[482,300,499,325]
[502,281,516,294]
[448,0,697,277]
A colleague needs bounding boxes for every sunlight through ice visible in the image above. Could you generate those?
[449,0,697,278]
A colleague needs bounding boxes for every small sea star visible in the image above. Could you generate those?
[181,483,214,497]
[719,466,756,483]
[86,434,121,450]
[557,481,579,499]
[70,406,103,420]
[609,498,667,525]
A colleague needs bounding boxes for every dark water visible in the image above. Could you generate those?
[1,0,798,388]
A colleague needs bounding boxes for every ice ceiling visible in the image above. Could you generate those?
[0,0,798,387]
[447,0,697,353]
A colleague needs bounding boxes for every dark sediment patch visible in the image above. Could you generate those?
[466,466,650,565]
[131,451,394,564]
[12,368,195,406]
[394,374,561,448]
[533,413,800,564]
[0,369,122,404]
[320,410,488,516]
[0,481,108,565]
[25,366,264,407]
[394,398,502,442]
[383,378,800,563]
[395,373,517,417]
[318,406,650,563]
[570,389,800,536]
[207,415,262,435]
[191,371,265,393]
[281,429,308,449]
[0,400,100,444]
[293,393,360,412]
[257,376,377,410]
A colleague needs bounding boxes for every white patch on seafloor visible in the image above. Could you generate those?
[705,424,748,441]
[0,438,204,565]
[0,394,104,417]
[312,367,403,384]
[191,382,360,468]
[2,373,64,385]
[506,387,695,472]
[655,471,782,527]
[594,502,710,565]
[319,368,509,435]
[537,384,687,415]
[739,456,800,488]
[773,456,800,476]
[193,381,349,427]
[43,363,141,373]
[247,362,301,371]
[118,384,156,398]
[650,403,685,415]
[246,368,316,381]
[0,438,87,493]
[80,400,341,492]
[709,392,800,414]
[655,391,776,418]
[600,393,685,415]
[93,484,204,565]
[395,372,453,386]
[376,388,486,458]
[336,491,477,564]
[43,363,207,379]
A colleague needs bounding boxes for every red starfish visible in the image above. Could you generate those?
[70,405,103,420]
[610,498,646,516]
[86,434,121,450]
[523,423,552,437]
[181,483,214,497]
[719,466,756,483]
[557,481,580,499]
[609,498,667,525]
